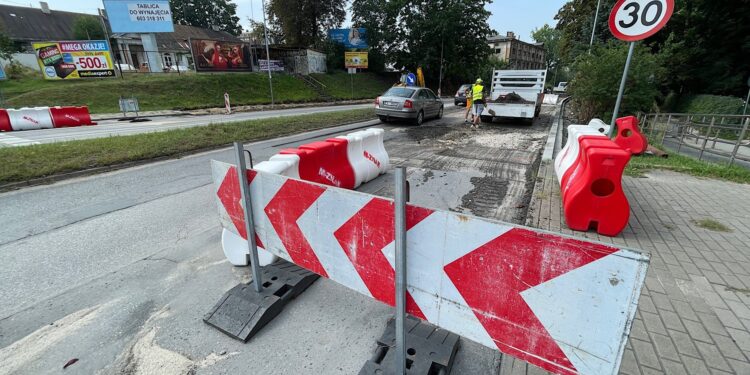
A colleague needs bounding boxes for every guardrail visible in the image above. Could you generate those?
[639,113,750,165]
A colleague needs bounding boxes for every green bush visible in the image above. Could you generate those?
[675,95,745,115]
[568,42,664,123]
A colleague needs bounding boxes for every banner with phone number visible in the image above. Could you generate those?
[33,41,116,80]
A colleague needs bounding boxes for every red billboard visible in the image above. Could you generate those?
[190,39,252,72]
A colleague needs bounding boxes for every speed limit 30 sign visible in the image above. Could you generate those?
[609,0,674,41]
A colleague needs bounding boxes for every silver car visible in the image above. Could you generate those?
[375,87,444,125]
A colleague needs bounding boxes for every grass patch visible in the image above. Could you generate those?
[0,108,375,185]
[1,74,319,114]
[625,152,750,184]
[311,72,395,100]
[691,219,732,233]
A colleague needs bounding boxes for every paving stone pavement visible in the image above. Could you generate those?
[525,161,750,374]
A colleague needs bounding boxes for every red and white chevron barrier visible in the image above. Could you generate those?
[221,128,390,266]
[0,106,96,132]
[211,160,649,375]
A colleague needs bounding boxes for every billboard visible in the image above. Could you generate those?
[328,28,368,49]
[103,0,174,33]
[345,52,368,69]
[259,59,284,72]
[33,41,116,80]
[191,39,252,72]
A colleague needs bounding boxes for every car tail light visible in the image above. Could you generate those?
[404,100,413,109]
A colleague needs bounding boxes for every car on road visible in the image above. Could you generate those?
[553,81,568,93]
[375,87,444,125]
[453,84,472,106]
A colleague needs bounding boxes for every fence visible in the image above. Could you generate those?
[638,113,750,166]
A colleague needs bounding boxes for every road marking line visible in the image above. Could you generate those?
[0,133,41,146]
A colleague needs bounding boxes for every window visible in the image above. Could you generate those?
[384,87,416,98]
[418,90,429,100]
[163,54,174,67]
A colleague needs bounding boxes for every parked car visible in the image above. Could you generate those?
[553,81,568,93]
[375,87,444,125]
[453,84,473,106]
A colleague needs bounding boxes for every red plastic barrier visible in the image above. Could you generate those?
[0,110,11,132]
[614,116,648,155]
[559,134,615,196]
[563,138,631,237]
[280,139,356,189]
[49,106,96,128]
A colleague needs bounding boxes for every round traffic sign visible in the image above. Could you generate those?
[609,0,674,42]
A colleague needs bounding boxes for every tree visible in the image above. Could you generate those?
[0,33,20,62]
[246,19,283,45]
[170,0,242,36]
[569,42,664,122]
[532,24,561,84]
[72,16,106,40]
[267,0,346,47]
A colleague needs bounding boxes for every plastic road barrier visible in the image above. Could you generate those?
[562,139,632,236]
[221,128,390,268]
[614,116,648,155]
[0,110,11,132]
[6,107,54,131]
[49,106,97,128]
[554,125,607,184]
[1,106,97,131]
[211,160,649,375]
[589,118,611,135]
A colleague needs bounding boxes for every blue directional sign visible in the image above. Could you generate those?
[406,73,417,87]
[0,63,6,80]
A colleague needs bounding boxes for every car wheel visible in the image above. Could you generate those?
[480,115,493,124]
[378,115,389,123]
[414,111,424,126]
[437,106,444,119]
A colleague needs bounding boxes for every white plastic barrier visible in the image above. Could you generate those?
[543,94,560,105]
[347,128,389,175]
[589,118,612,136]
[7,107,54,131]
[554,125,607,183]
[221,128,390,267]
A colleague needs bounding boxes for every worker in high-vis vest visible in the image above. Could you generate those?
[471,78,485,129]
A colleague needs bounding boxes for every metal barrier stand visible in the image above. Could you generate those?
[234,142,263,292]
[395,167,408,374]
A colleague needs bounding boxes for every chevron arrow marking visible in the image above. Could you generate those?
[211,160,649,375]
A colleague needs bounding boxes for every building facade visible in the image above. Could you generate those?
[487,32,546,70]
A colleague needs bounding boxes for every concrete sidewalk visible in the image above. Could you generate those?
[526,162,750,374]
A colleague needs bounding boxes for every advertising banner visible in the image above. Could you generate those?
[103,0,174,33]
[191,39,252,72]
[33,41,116,80]
[328,28,368,49]
[345,52,369,69]
[259,59,285,72]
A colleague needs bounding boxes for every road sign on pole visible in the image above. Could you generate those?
[211,160,650,375]
[609,0,675,125]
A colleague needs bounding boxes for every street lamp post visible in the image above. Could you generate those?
[589,0,603,51]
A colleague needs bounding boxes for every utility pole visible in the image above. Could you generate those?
[260,0,275,107]
[589,0,603,51]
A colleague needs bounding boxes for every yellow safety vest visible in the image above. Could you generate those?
[472,84,484,101]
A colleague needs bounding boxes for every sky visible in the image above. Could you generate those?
[0,0,568,42]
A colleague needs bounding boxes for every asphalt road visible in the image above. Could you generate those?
[0,106,556,374]
[0,103,372,147]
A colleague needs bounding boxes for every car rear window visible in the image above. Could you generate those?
[384,88,416,98]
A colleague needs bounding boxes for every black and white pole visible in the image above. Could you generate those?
[234,142,263,292]
[394,167,408,374]
[610,42,636,129]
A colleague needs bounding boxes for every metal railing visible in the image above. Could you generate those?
[638,112,750,166]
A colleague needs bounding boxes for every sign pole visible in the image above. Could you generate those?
[394,167,408,375]
[611,41,636,129]
[234,142,263,293]
[260,0,275,107]
[589,0,603,51]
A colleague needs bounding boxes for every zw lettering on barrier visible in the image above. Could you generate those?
[318,167,341,187]
[364,150,381,168]
[212,160,649,375]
